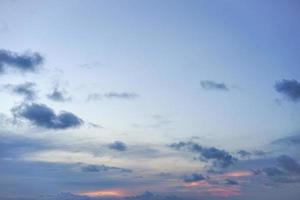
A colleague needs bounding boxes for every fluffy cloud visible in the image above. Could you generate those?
[0,49,43,74]
[12,103,83,130]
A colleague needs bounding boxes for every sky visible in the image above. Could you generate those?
[0,0,300,199]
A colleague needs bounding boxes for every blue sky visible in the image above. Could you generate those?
[0,0,300,200]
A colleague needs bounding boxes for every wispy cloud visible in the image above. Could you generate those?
[3,82,37,101]
[81,164,132,173]
[200,80,229,91]
[272,133,300,146]
[47,87,71,102]
[87,92,139,101]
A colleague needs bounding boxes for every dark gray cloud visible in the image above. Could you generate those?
[277,155,300,174]
[81,164,132,173]
[200,80,229,91]
[170,141,237,168]
[12,103,83,130]
[275,79,300,102]
[109,141,127,151]
[183,173,205,183]
[3,82,37,101]
[47,88,71,102]
[0,49,43,74]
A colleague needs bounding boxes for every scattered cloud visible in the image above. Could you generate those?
[275,79,300,102]
[170,141,237,168]
[109,141,127,151]
[12,103,83,130]
[47,87,71,102]
[3,82,37,101]
[183,173,206,183]
[0,49,44,74]
[236,150,266,158]
[200,80,229,91]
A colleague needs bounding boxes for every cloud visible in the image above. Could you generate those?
[87,92,139,101]
[3,82,37,101]
[170,141,237,168]
[262,167,284,176]
[87,93,102,101]
[0,133,48,159]
[236,150,252,158]
[274,79,300,102]
[277,155,300,174]
[12,103,83,130]
[200,80,229,91]
[183,173,206,183]
[272,133,300,146]
[109,141,127,151]
[225,179,238,185]
[125,191,185,200]
[47,87,71,102]
[0,49,43,74]
[104,92,139,99]
[236,150,266,158]
[81,164,132,173]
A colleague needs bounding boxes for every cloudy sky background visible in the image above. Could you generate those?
[0,0,300,199]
